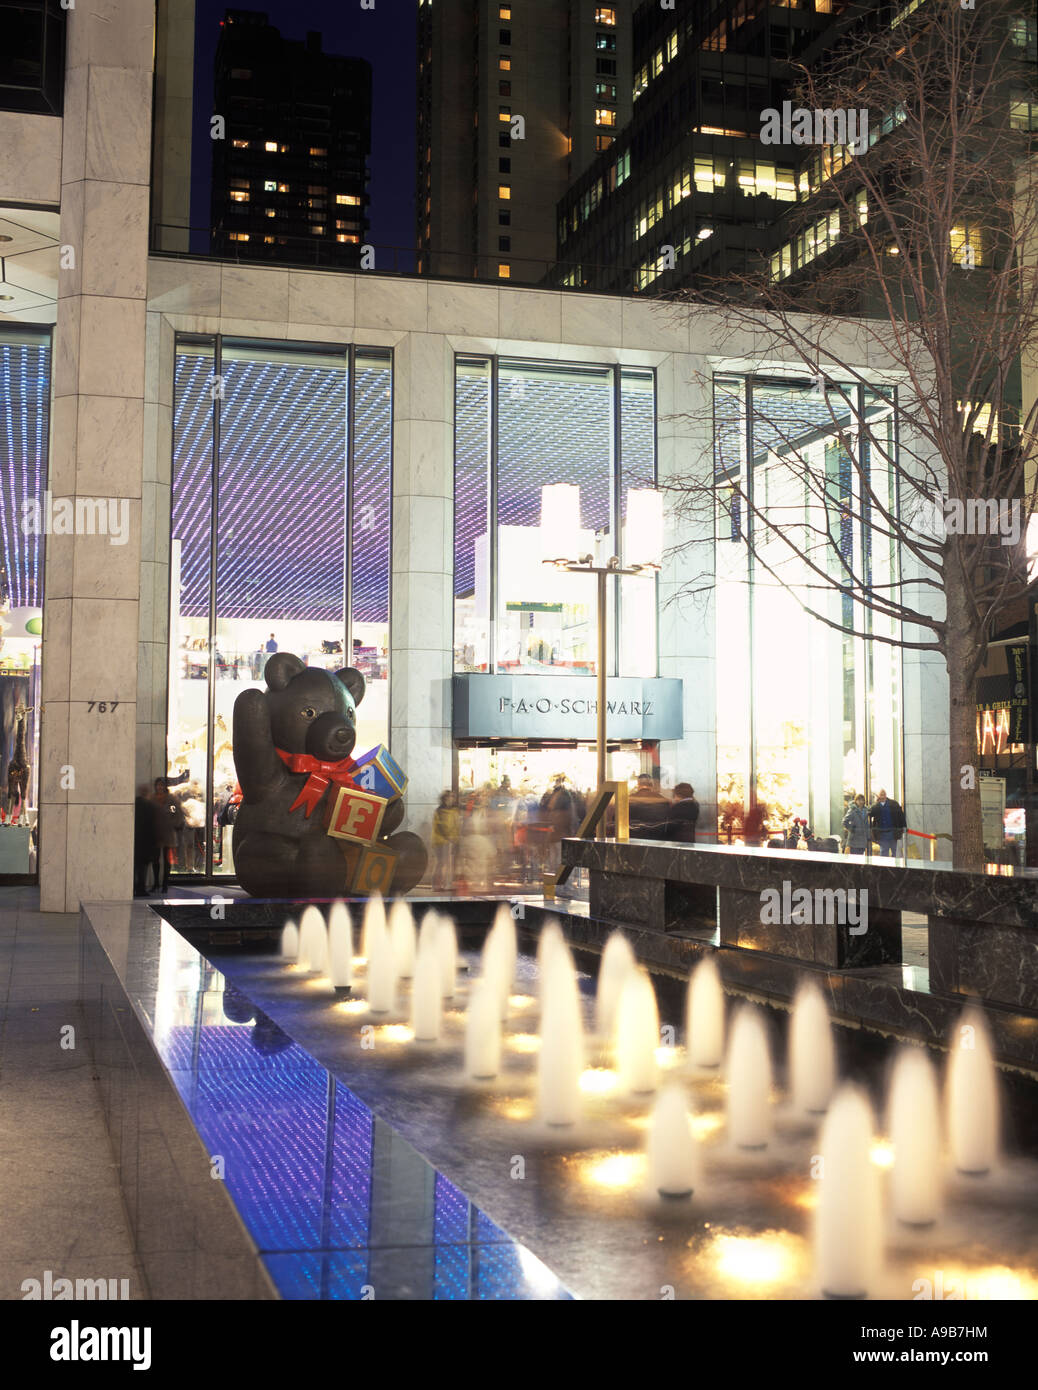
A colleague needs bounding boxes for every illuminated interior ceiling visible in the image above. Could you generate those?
[172,348,391,624]
[454,363,655,599]
[0,332,50,612]
[0,209,59,323]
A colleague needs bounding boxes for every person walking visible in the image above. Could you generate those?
[668,782,700,843]
[869,788,906,857]
[153,777,186,892]
[842,793,871,855]
[430,790,460,891]
[133,783,158,895]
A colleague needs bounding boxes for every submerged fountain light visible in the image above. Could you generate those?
[815,1085,881,1299]
[595,931,637,1042]
[615,969,660,1096]
[686,956,725,1069]
[389,899,416,979]
[888,1045,941,1226]
[297,905,328,974]
[726,1005,772,1150]
[280,918,299,960]
[360,892,387,962]
[464,978,502,1081]
[789,981,835,1117]
[327,901,353,989]
[646,1084,699,1199]
[947,1006,999,1177]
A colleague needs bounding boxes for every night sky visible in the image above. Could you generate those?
[190,0,418,266]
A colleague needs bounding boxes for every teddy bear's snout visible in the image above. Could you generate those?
[306,711,356,762]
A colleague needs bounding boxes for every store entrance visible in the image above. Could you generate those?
[449,741,650,893]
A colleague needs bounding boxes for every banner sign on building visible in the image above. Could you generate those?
[452,674,684,741]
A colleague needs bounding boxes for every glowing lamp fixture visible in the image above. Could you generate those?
[540,483,585,564]
[626,488,663,570]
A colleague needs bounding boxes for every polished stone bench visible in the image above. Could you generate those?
[561,838,1038,1010]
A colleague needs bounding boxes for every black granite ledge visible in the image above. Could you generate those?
[563,839,1038,925]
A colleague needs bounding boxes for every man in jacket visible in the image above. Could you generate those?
[668,783,700,843]
[869,788,906,857]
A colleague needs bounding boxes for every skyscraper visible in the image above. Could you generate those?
[416,0,634,281]
[553,0,847,294]
[210,8,371,266]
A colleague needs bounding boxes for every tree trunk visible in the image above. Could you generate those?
[944,569,985,872]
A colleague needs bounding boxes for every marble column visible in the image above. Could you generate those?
[657,350,717,830]
[388,324,454,846]
[41,1,155,909]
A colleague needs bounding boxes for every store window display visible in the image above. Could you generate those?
[0,328,49,877]
[169,337,392,876]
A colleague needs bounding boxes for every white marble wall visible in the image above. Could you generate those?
[40,1,155,910]
[0,112,62,206]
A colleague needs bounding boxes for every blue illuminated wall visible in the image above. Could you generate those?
[0,330,51,611]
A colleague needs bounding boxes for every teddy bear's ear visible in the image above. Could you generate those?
[336,667,365,706]
[265,653,305,690]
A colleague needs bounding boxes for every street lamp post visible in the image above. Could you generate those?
[540,484,663,799]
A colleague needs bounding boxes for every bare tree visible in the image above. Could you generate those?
[667,0,1038,869]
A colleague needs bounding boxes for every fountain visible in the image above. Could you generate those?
[297,905,328,974]
[946,1007,1000,1177]
[815,1085,881,1299]
[326,903,353,989]
[436,915,458,998]
[537,944,584,1127]
[888,1045,941,1227]
[464,978,502,1081]
[388,899,417,979]
[686,956,725,1069]
[411,938,443,1042]
[726,1004,772,1150]
[536,917,566,984]
[417,908,440,962]
[367,928,397,1015]
[280,918,299,960]
[615,968,660,1096]
[595,931,636,1041]
[481,915,514,1019]
[360,892,387,962]
[789,981,835,1116]
[646,1085,699,1199]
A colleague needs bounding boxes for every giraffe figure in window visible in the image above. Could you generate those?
[6,704,29,826]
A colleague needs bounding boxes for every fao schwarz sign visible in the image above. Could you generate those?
[452,675,683,741]
[500,695,655,717]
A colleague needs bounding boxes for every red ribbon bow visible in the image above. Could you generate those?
[275,748,358,818]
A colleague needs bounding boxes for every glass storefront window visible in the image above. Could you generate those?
[714,374,904,843]
[453,356,658,679]
[454,359,491,672]
[0,327,49,876]
[497,362,613,675]
[169,336,392,877]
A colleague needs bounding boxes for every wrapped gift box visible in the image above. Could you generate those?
[350,744,407,801]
